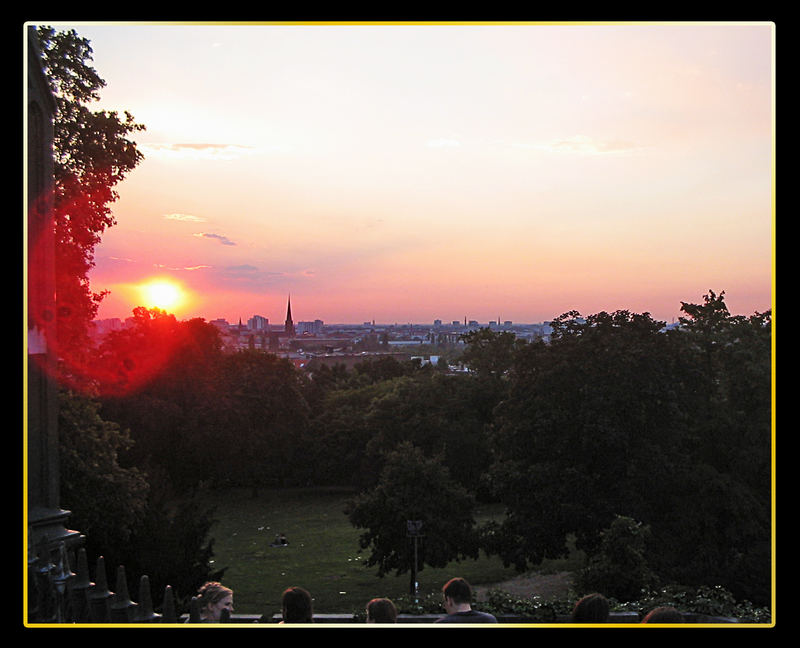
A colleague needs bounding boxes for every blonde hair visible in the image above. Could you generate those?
[198,581,233,607]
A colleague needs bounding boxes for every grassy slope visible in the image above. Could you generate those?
[205,487,528,616]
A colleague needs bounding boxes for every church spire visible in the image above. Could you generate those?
[284,294,295,337]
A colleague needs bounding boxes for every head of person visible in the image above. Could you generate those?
[197,581,234,622]
[442,577,473,613]
[282,586,313,623]
[366,597,397,623]
[642,606,684,623]
[571,593,610,623]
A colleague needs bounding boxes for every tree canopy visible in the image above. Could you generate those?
[345,442,479,593]
[34,26,145,371]
[481,295,771,604]
[78,290,770,606]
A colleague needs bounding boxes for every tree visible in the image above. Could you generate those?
[209,350,311,489]
[62,313,225,595]
[34,26,145,372]
[674,291,772,502]
[346,442,480,594]
[459,327,523,381]
[119,475,225,610]
[96,309,226,491]
[361,372,494,492]
[482,298,772,606]
[657,291,772,603]
[303,362,352,417]
[574,515,657,601]
[352,355,413,384]
[484,309,683,567]
[57,389,149,564]
[306,379,397,488]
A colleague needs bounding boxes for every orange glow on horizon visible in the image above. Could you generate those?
[136,278,188,313]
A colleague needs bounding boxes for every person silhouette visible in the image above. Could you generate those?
[571,593,610,623]
[186,582,233,623]
[280,586,313,623]
[366,597,397,623]
[435,577,497,623]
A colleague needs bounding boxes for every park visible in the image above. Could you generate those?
[25,24,774,627]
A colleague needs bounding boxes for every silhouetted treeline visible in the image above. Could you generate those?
[66,292,770,607]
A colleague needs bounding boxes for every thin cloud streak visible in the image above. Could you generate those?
[153,263,212,271]
[194,233,237,246]
[142,142,255,161]
[165,213,207,222]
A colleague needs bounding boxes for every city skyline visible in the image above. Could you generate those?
[89,291,718,329]
[38,21,774,326]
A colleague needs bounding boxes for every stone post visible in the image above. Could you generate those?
[26,25,82,562]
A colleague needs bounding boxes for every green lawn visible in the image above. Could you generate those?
[204,487,529,616]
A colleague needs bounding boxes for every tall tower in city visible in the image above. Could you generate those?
[284,295,295,337]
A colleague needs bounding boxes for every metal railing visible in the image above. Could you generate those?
[26,537,739,625]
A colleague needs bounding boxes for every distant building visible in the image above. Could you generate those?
[297,319,324,335]
[248,314,269,330]
[209,318,230,330]
[90,318,125,341]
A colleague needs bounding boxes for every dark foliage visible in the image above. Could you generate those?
[67,290,772,609]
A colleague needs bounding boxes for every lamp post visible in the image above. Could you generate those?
[406,520,424,597]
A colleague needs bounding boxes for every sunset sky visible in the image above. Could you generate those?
[36,21,774,326]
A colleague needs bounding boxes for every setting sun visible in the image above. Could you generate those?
[138,279,185,312]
